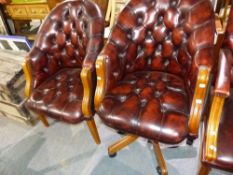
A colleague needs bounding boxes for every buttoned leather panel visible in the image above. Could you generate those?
[98,71,189,143]
[26,68,85,124]
[27,0,104,88]
[202,95,233,172]
[99,0,215,97]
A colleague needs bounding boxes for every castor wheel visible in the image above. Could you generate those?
[156,166,162,175]
[117,130,125,135]
[186,137,194,145]
[108,152,117,158]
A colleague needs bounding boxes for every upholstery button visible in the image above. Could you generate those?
[162,75,170,82]
[71,59,77,64]
[154,91,162,98]
[134,88,141,94]
[171,0,177,7]
[155,44,162,56]
[137,16,143,25]
[56,91,62,97]
[57,82,62,87]
[140,99,148,107]
[69,85,74,89]
[158,15,164,25]
[119,95,127,102]
[43,67,49,73]
[148,82,155,86]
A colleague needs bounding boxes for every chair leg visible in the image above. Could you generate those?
[198,164,210,175]
[152,141,168,175]
[108,134,138,156]
[38,114,49,127]
[86,119,101,144]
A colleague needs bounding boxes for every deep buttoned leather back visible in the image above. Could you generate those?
[102,0,215,95]
[28,0,104,88]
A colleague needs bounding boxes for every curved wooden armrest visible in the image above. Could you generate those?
[204,95,225,161]
[94,56,106,111]
[81,66,94,118]
[188,66,211,137]
[22,59,32,98]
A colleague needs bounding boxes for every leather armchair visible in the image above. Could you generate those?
[199,4,233,175]
[23,0,104,144]
[94,0,215,174]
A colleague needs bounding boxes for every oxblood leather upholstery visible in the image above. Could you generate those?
[202,4,233,172]
[97,0,215,143]
[25,0,104,123]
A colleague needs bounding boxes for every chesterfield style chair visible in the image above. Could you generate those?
[23,0,104,144]
[94,0,215,174]
[198,4,233,175]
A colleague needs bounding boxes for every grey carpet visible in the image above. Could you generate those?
[0,115,232,175]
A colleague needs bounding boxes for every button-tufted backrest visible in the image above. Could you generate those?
[27,0,104,88]
[101,0,215,96]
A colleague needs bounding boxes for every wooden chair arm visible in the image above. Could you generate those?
[188,66,211,138]
[22,59,32,98]
[204,95,225,161]
[94,56,106,111]
[81,66,94,118]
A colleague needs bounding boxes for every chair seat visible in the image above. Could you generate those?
[202,95,233,172]
[98,71,190,144]
[26,68,85,124]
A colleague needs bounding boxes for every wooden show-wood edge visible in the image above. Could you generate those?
[81,66,93,118]
[22,58,32,98]
[205,95,225,161]
[188,66,211,137]
[94,55,106,110]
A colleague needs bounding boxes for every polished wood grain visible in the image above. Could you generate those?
[108,134,138,155]
[23,59,50,127]
[81,67,93,118]
[188,66,211,138]
[38,113,49,127]
[22,59,32,98]
[153,142,168,175]
[86,119,101,144]
[205,95,225,161]
[198,164,211,175]
[94,56,106,110]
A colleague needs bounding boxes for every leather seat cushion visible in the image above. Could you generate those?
[202,95,233,172]
[98,71,190,144]
[26,68,85,124]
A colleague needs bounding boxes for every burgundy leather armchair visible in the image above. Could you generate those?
[199,4,233,175]
[94,0,215,174]
[23,0,104,144]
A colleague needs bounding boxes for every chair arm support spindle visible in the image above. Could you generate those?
[94,56,106,111]
[188,66,211,137]
[22,59,32,98]
[204,95,225,161]
[81,66,94,118]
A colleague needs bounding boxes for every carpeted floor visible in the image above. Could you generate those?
[0,116,231,175]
